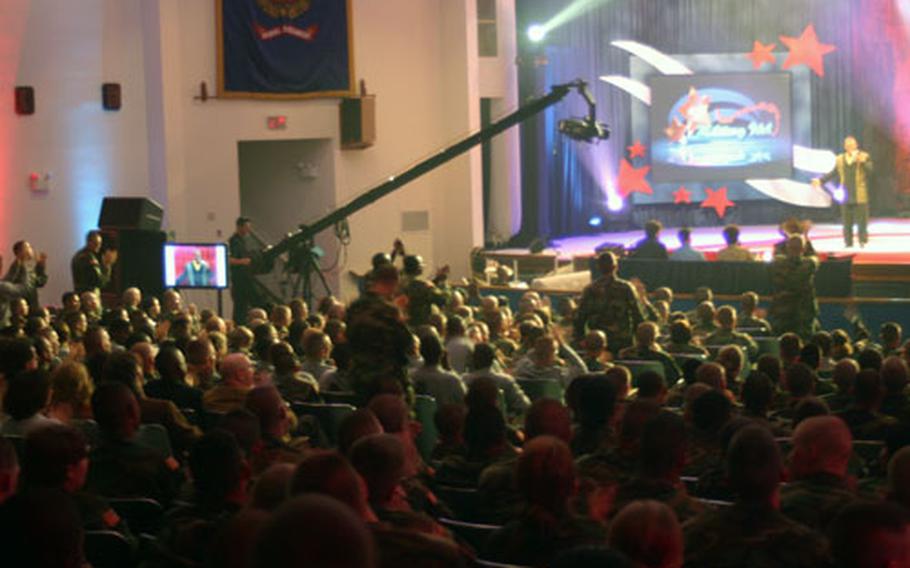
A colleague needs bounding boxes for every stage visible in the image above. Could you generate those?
[506,218,910,266]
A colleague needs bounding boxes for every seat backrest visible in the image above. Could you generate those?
[136,423,173,458]
[291,402,356,447]
[438,517,502,553]
[515,379,564,403]
[108,498,164,536]
[755,337,781,357]
[614,360,665,387]
[322,391,360,406]
[414,394,439,462]
[85,530,134,568]
[433,485,482,522]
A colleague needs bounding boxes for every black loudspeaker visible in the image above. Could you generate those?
[102,83,121,111]
[14,86,34,115]
[101,229,166,299]
[99,197,164,230]
[340,95,376,150]
[528,238,547,254]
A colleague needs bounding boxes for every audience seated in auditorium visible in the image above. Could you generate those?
[485,436,605,567]
[146,343,204,416]
[704,306,758,360]
[663,320,709,356]
[436,403,516,488]
[611,411,703,523]
[513,335,587,387]
[684,425,832,567]
[462,342,530,417]
[269,341,319,403]
[1,370,58,436]
[204,353,257,414]
[618,322,681,384]
[411,332,465,407]
[836,369,899,441]
[739,291,772,335]
[102,350,201,453]
[609,500,683,568]
[629,220,669,260]
[669,227,704,262]
[716,224,755,262]
[20,422,133,540]
[780,416,857,532]
[245,385,308,473]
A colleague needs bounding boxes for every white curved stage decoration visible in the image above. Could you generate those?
[601,42,837,208]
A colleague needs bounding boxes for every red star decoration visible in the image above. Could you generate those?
[617,159,653,198]
[701,187,735,218]
[627,140,647,159]
[780,24,836,77]
[673,186,692,204]
[748,40,777,69]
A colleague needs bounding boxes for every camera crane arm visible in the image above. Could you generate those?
[259,80,599,265]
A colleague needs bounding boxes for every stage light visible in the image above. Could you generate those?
[527,24,547,43]
[588,216,603,228]
[832,186,846,204]
[607,194,625,212]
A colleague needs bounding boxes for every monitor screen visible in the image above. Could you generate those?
[163,243,229,289]
[649,73,793,183]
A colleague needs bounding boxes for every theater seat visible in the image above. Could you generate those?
[515,379,564,403]
[438,517,502,553]
[290,402,355,447]
[84,530,134,568]
[414,394,439,462]
[108,498,164,536]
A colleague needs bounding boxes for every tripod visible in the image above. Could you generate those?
[286,237,331,305]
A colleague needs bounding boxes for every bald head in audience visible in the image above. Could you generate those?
[790,416,852,480]
[609,500,683,568]
[253,494,375,568]
[220,353,255,389]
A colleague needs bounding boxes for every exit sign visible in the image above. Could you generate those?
[267,115,287,129]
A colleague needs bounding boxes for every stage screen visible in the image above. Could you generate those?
[163,243,229,289]
[649,73,793,183]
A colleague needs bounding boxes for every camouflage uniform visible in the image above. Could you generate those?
[739,314,773,334]
[401,276,448,328]
[835,407,899,441]
[704,329,759,359]
[616,345,682,384]
[611,477,704,523]
[574,275,646,353]
[770,254,820,339]
[683,503,832,568]
[345,291,414,403]
[779,472,858,532]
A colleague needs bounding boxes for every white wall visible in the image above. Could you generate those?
[1,0,491,310]
[0,0,150,304]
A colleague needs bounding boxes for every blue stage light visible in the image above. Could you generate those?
[588,216,603,228]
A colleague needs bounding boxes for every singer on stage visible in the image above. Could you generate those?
[812,136,874,248]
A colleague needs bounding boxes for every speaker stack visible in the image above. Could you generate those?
[98,197,166,300]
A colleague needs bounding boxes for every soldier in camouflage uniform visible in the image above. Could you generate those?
[346,264,414,404]
[400,255,448,328]
[770,235,820,339]
[574,252,646,354]
[779,416,858,532]
[683,425,832,568]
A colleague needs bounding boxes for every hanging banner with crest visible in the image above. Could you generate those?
[217,0,354,99]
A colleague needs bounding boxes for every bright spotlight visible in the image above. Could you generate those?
[607,194,625,212]
[588,216,603,228]
[527,24,547,42]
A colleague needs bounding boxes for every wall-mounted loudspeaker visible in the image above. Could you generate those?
[340,95,376,150]
[102,83,121,111]
[14,86,34,115]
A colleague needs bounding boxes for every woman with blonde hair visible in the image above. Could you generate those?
[47,361,94,423]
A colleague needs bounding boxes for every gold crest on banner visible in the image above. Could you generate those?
[256,0,311,19]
